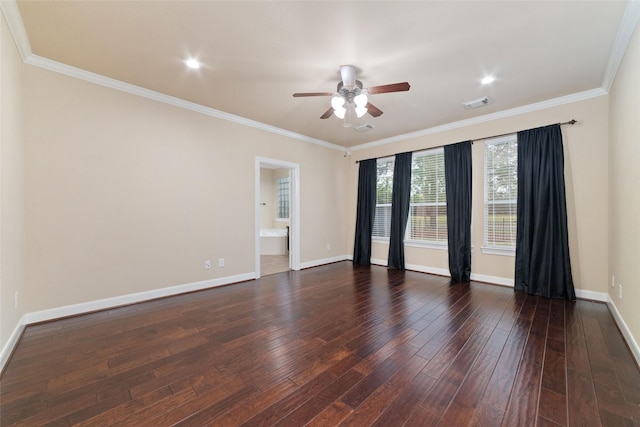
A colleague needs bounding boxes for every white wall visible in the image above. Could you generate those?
[21,64,347,314]
[0,12,26,364]
[2,2,637,370]
[609,22,640,356]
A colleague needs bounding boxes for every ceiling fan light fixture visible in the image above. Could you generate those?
[354,93,368,108]
[293,65,409,122]
[343,108,353,128]
[331,96,345,110]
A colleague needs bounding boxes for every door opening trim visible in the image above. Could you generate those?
[255,157,300,278]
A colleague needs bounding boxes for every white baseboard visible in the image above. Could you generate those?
[470,273,513,287]
[574,289,608,302]
[606,296,640,367]
[2,263,633,374]
[370,257,388,267]
[373,258,514,288]
[0,272,256,373]
[366,259,637,365]
[23,272,256,325]
[0,315,27,374]
[299,255,349,270]
[405,263,451,278]
[368,259,609,304]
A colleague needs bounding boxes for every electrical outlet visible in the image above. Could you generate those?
[612,275,615,288]
[218,258,225,267]
[618,284,623,300]
[326,243,331,251]
[14,291,18,309]
[205,260,211,269]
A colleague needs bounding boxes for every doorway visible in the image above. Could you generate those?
[255,158,300,277]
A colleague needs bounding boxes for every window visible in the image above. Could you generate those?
[407,149,447,244]
[372,157,394,238]
[372,150,447,245]
[484,135,517,252]
[276,176,290,219]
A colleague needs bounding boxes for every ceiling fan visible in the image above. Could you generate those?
[293,65,410,126]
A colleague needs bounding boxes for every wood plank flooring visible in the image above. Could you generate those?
[1,262,639,426]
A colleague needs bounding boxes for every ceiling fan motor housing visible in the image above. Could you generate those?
[337,80,365,102]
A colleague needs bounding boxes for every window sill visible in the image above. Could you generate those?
[372,237,390,244]
[482,246,515,256]
[405,241,448,250]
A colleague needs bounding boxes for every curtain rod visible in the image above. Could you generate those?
[354,119,577,163]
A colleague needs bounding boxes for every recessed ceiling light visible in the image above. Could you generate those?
[184,58,201,70]
[481,75,496,85]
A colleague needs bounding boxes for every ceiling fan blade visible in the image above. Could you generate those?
[366,82,411,95]
[366,102,383,117]
[320,107,334,119]
[292,92,334,97]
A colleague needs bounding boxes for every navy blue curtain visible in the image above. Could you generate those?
[444,141,472,282]
[387,152,412,270]
[353,159,377,265]
[515,124,575,300]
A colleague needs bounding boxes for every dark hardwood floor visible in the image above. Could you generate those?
[1,262,639,426]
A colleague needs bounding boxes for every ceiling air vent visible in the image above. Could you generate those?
[463,97,491,110]
[355,124,375,132]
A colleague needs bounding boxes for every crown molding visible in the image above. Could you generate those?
[1,0,346,152]
[25,55,345,152]
[3,0,635,154]
[0,0,32,60]
[602,0,640,92]
[350,88,607,152]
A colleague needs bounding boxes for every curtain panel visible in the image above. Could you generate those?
[387,152,413,270]
[353,159,377,265]
[444,141,473,282]
[515,124,576,300]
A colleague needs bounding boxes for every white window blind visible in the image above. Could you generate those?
[372,157,394,238]
[407,149,447,244]
[276,176,290,219]
[484,135,517,250]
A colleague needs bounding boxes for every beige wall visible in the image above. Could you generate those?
[22,64,346,313]
[1,5,636,365]
[609,23,640,348]
[346,95,610,295]
[0,13,26,355]
[259,168,275,229]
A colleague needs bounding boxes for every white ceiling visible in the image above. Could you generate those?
[9,1,637,148]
